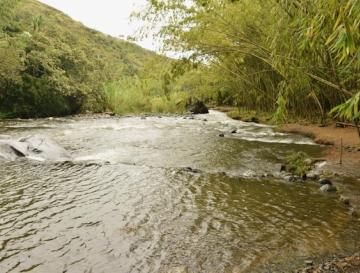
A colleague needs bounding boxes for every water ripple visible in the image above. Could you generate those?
[0,112,359,273]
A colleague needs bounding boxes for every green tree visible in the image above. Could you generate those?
[139,0,360,123]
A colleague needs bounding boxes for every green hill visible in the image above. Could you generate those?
[0,0,170,118]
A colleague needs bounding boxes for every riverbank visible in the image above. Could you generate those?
[215,106,360,175]
[218,107,360,272]
[279,123,360,177]
[295,254,360,273]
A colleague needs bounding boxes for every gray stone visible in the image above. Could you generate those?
[167,266,188,273]
[307,173,320,181]
[0,142,25,161]
[187,100,209,114]
[305,260,314,266]
[0,135,71,162]
[350,208,359,218]
[20,135,71,161]
[285,175,298,182]
[339,196,350,205]
[319,178,332,185]
[182,167,201,173]
[320,184,337,192]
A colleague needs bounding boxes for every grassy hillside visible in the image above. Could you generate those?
[0,0,171,118]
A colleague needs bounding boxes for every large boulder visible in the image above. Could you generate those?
[0,142,26,161]
[187,100,209,114]
[0,135,71,162]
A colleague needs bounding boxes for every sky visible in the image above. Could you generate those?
[38,0,158,51]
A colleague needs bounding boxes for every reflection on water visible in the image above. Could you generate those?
[0,111,359,273]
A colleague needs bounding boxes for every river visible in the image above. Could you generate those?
[0,111,359,273]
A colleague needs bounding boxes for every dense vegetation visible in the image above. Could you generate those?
[1,0,359,124]
[139,0,360,124]
[0,0,184,118]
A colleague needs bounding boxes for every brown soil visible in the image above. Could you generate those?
[280,123,360,175]
[295,255,360,273]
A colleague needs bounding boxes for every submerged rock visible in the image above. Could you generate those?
[306,172,320,181]
[339,195,350,206]
[0,142,26,160]
[0,135,71,162]
[104,111,115,116]
[320,184,337,192]
[181,167,201,173]
[350,208,359,218]
[167,267,188,273]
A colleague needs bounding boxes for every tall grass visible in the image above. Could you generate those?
[105,77,188,114]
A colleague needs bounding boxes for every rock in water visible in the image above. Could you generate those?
[187,100,209,114]
[320,184,337,192]
[0,135,71,162]
[19,135,72,161]
[339,196,350,205]
[0,142,25,161]
[167,267,188,273]
[319,178,332,185]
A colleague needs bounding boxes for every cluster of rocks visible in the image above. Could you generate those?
[344,145,360,152]
[218,128,238,138]
[166,254,360,273]
[280,161,337,189]
[295,254,360,273]
[280,161,359,217]
[281,169,339,193]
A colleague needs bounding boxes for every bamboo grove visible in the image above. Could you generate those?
[140,0,360,124]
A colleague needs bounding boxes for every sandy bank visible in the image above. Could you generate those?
[280,123,360,176]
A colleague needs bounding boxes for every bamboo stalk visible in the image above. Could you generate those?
[340,138,343,165]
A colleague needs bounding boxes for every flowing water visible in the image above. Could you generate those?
[0,111,359,273]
